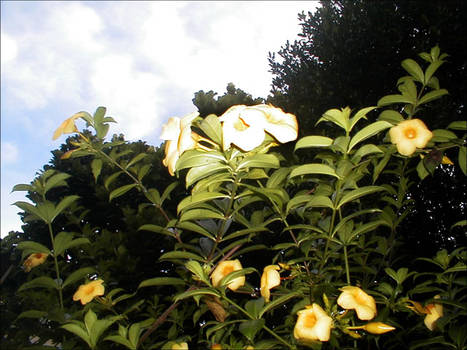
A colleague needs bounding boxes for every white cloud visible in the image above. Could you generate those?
[1,31,18,64]
[1,142,19,164]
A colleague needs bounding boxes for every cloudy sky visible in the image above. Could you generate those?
[1,1,318,237]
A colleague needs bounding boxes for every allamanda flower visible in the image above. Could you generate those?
[211,259,245,291]
[260,265,281,303]
[294,303,333,342]
[424,296,443,331]
[23,253,48,272]
[389,119,433,156]
[52,114,82,140]
[254,104,298,143]
[348,322,396,334]
[160,112,200,176]
[337,286,377,320]
[73,279,105,305]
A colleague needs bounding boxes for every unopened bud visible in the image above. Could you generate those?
[363,322,396,334]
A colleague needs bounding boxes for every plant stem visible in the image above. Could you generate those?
[48,222,64,310]
[343,245,351,285]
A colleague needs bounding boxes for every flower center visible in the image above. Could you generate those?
[222,265,235,276]
[33,253,43,258]
[304,313,317,328]
[404,128,417,139]
[233,118,249,131]
[84,285,95,295]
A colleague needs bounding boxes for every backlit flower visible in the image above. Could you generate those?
[160,112,200,175]
[260,265,280,303]
[211,259,245,291]
[254,104,298,143]
[389,119,433,156]
[211,344,222,350]
[294,303,333,342]
[337,286,377,320]
[219,105,267,151]
[362,322,396,334]
[23,253,48,272]
[72,279,105,305]
[52,114,82,140]
[424,296,443,331]
[172,342,188,350]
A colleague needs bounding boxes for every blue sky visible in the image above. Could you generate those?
[1,1,318,237]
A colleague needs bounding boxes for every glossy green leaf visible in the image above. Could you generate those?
[185,163,230,188]
[237,154,280,170]
[401,59,424,82]
[266,167,291,188]
[18,276,59,292]
[317,107,350,131]
[62,323,91,348]
[44,173,71,194]
[13,201,46,222]
[378,110,404,124]
[459,147,467,176]
[424,60,443,85]
[17,241,51,255]
[304,195,335,210]
[431,129,458,142]
[138,224,175,236]
[239,319,265,342]
[295,136,333,151]
[185,261,209,283]
[245,298,265,319]
[336,186,386,209]
[289,164,340,179]
[161,182,179,204]
[160,251,205,261]
[52,195,80,222]
[173,288,220,302]
[177,192,228,214]
[177,149,226,170]
[138,277,186,289]
[179,208,225,222]
[259,292,301,318]
[219,267,256,288]
[17,310,48,320]
[348,121,392,152]
[11,183,33,192]
[200,114,222,145]
[91,159,103,182]
[109,184,138,201]
[351,144,383,164]
[418,89,448,105]
[447,120,467,131]
[125,153,147,170]
[104,171,123,190]
[349,106,377,131]
[377,94,414,107]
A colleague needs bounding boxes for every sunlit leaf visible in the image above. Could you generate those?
[109,184,138,201]
[289,164,340,179]
[138,277,186,289]
[348,121,392,152]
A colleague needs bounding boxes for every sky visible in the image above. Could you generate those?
[1,1,319,237]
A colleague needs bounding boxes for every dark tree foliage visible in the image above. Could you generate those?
[268,0,467,256]
[268,0,467,133]
[193,82,264,117]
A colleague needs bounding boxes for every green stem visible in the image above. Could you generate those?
[48,222,64,310]
[343,245,351,285]
[223,295,295,349]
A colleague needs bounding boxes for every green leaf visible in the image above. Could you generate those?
[219,267,256,288]
[85,308,97,334]
[11,183,33,192]
[237,154,280,170]
[351,144,383,164]
[416,159,429,180]
[303,195,335,210]
[317,108,350,131]
[245,298,265,319]
[289,164,340,179]
[378,110,404,124]
[349,106,377,131]
[401,58,425,83]
[104,335,134,350]
[145,188,161,206]
[17,241,51,255]
[62,323,91,348]
[52,195,79,222]
[431,129,458,142]
[104,171,123,190]
[90,317,121,348]
[179,208,225,222]
[109,184,138,201]
[409,336,454,350]
[161,182,179,204]
[418,89,448,105]
[128,323,142,349]
[266,168,291,188]
[18,276,59,292]
[459,147,467,176]
[424,60,444,85]
[13,201,46,222]
[177,149,226,170]
[138,277,186,289]
[62,267,96,289]
[44,173,71,194]
[185,163,230,188]
[336,186,386,209]
[377,94,414,107]
[53,231,73,256]
[173,288,220,302]
[295,136,333,151]
[259,292,301,318]
[138,224,175,237]
[239,319,265,342]
[447,120,467,131]
[177,192,228,214]
[348,121,392,152]
[160,251,205,261]
[125,153,147,169]
[199,114,222,145]
[91,159,103,182]
[185,261,209,283]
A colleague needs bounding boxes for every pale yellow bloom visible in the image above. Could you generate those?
[254,104,298,143]
[72,279,105,305]
[172,342,188,350]
[260,265,281,303]
[441,155,454,165]
[211,259,245,291]
[337,286,377,320]
[294,303,333,342]
[219,104,298,152]
[219,105,267,151]
[389,119,433,156]
[362,322,396,334]
[52,114,82,140]
[23,253,48,272]
[160,112,200,176]
[211,344,222,350]
[424,296,443,331]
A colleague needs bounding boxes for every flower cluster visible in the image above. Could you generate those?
[160,104,298,175]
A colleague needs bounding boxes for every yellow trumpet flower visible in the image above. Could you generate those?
[72,279,105,305]
[337,286,377,320]
[260,265,281,303]
[23,253,48,272]
[294,303,333,342]
[211,259,245,291]
[389,119,433,156]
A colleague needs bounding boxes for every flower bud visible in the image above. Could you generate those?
[363,322,396,334]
